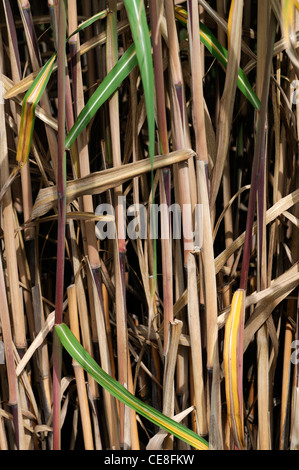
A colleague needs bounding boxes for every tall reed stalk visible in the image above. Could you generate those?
[106,0,128,447]
[52,0,66,450]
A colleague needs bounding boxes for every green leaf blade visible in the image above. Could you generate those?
[123,0,155,161]
[67,8,109,43]
[55,323,209,450]
[174,6,261,111]
[65,43,138,150]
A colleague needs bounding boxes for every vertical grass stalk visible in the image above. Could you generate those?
[107,1,128,446]
[52,0,66,450]
[149,0,173,354]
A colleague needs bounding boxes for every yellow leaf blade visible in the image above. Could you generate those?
[223,289,245,450]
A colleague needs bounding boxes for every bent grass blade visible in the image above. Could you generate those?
[31,149,195,218]
[174,6,260,111]
[12,7,110,172]
[65,43,137,150]
[68,8,109,38]
[55,323,209,450]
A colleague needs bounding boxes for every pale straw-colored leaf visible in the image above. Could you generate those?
[31,150,195,218]
[146,406,195,450]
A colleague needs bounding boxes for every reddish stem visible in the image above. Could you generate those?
[239,14,276,291]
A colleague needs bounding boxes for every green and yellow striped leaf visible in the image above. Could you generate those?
[16,54,56,167]
[15,7,109,169]
[123,0,155,163]
[55,322,209,451]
